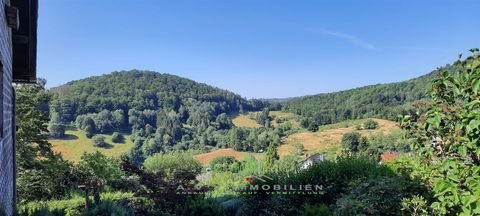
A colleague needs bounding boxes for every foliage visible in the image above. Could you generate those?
[364,119,379,129]
[16,155,75,202]
[91,135,107,148]
[401,195,429,216]
[121,158,206,214]
[15,80,75,202]
[239,155,402,215]
[263,143,279,173]
[354,131,411,157]
[333,177,419,216]
[75,109,126,134]
[302,204,332,216]
[210,156,237,172]
[401,49,480,215]
[175,199,225,216]
[284,69,442,128]
[50,71,270,160]
[76,152,124,188]
[203,171,246,198]
[341,132,363,152]
[225,127,281,153]
[143,152,202,180]
[256,108,271,127]
[17,192,133,216]
[82,201,133,216]
[48,111,66,138]
[111,132,124,143]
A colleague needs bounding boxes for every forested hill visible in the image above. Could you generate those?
[50,70,261,123]
[282,69,445,130]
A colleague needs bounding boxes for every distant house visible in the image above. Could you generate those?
[0,0,38,215]
[380,152,399,164]
[299,153,325,170]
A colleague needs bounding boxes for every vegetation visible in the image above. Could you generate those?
[15,80,75,202]
[364,119,379,129]
[50,129,133,162]
[143,152,202,179]
[16,50,480,215]
[111,132,124,143]
[91,135,107,148]
[282,69,446,130]
[400,49,480,215]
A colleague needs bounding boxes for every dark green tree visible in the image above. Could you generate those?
[47,111,65,138]
[15,80,74,201]
[341,132,362,152]
[263,143,279,173]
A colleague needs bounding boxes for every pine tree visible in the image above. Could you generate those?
[263,143,279,174]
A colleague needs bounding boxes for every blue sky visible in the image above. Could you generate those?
[38,0,480,98]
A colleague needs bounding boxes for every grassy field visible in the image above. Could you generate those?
[232,111,301,129]
[231,112,262,128]
[50,129,133,162]
[278,118,400,157]
[193,148,264,165]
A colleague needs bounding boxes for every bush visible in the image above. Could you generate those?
[143,152,202,179]
[334,177,415,216]
[364,119,379,130]
[48,123,65,138]
[85,125,95,138]
[111,132,124,143]
[175,199,225,216]
[77,152,124,188]
[303,204,332,216]
[239,155,398,215]
[17,192,133,216]
[210,156,236,172]
[341,132,362,152]
[83,202,133,216]
[92,135,107,147]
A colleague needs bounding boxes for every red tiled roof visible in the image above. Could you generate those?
[380,152,398,162]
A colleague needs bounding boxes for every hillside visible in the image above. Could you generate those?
[282,70,444,129]
[50,70,255,122]
[50,129,133,162]
[278,118,400,157]
[193,148,263,165]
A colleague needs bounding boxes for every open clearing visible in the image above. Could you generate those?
[193,148,264,165]
[232,111,300,128]
[231,113,262,128]
[50,129,133,162]
[278,118,400,157]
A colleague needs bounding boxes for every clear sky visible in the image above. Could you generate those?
[38,0,480,98]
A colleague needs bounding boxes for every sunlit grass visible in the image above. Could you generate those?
[50,129,133,162]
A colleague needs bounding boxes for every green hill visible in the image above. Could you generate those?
[281,69,450,130]
[50,70,258,122]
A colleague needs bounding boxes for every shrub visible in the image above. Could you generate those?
[364,119,379,130]
[400,50,480,215]
[175,199,225,216]
[303,204,332,216]
[210,156,236,172]
[341,132,362,152]
[334,177,415,216]
[77,152,124,188]
[239,155,398,215]
[48,123,65,138]
[17,192,133,216]
[83,202,133,216]
[143,152,202,179]
[92,135,107,147]
[355,124,363,130]
[17,155,74,202]
[111,132,124,143]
